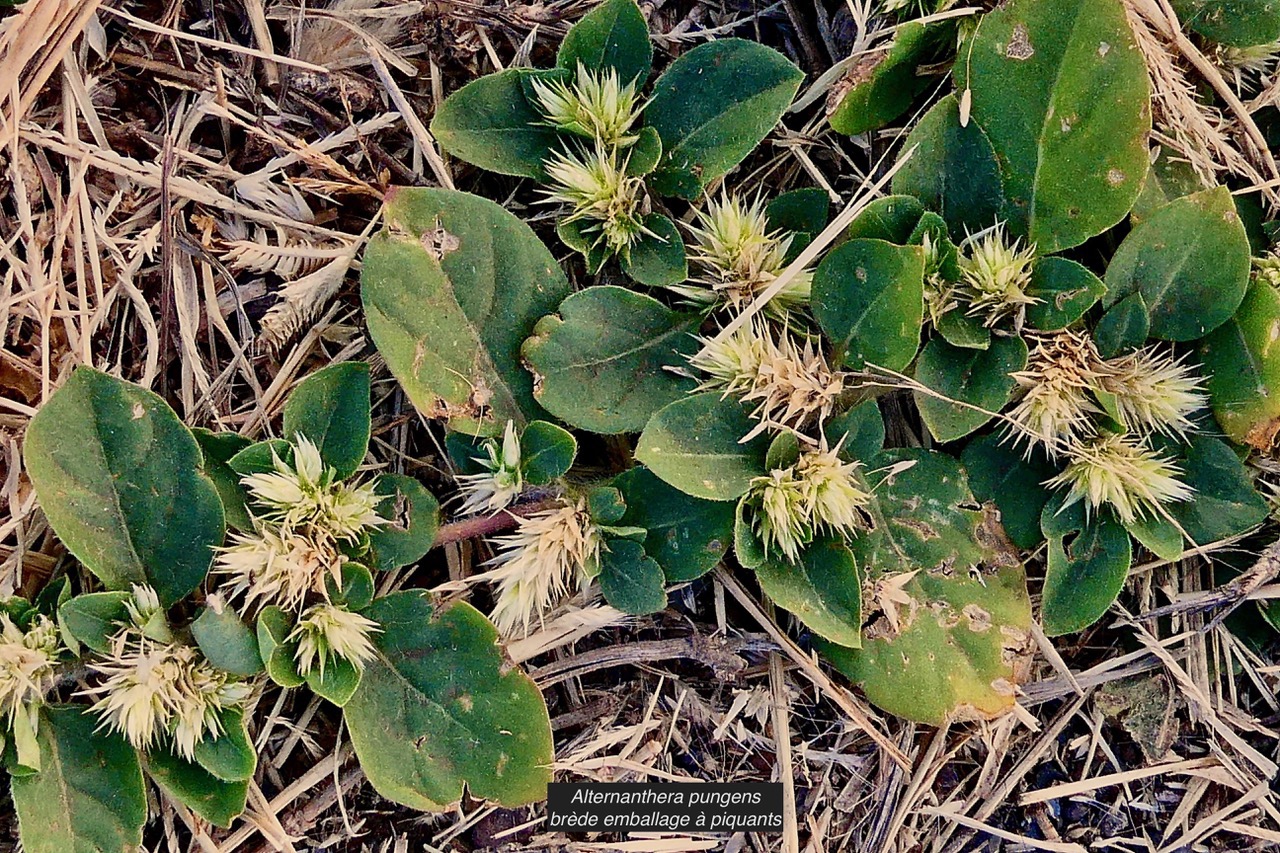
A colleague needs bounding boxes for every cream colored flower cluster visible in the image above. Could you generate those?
[215,436,383,678]
[532,64,650,256]
[1007,330,1206,524]
[85,586,249,760]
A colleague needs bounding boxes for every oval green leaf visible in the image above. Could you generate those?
[646,40,803,198]
[813,238,925,371]
[24,369,224,605]
[635,392,770,501]
[913,335,1028,443]
[523,286,700,434]
[1103,186,1250,341]
[344,593,553,810]
[954,0,1151,252]
[756,537,863,648]
[362,187,572,436]
[282,361,371,478]
[430,70,561,178]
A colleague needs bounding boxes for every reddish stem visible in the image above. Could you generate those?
[432,497,561,548]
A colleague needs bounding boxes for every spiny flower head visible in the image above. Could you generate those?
[485,500,602,637]
[921,232,960,326]
[289,603,380,677]
[530,63,644,147]
[1007,330,1105,458]
[691,321,843,440]
[747,447,873,563]
[543,146,647,254]
[0,613,62,724]
[241,435,385,542]
[1045,433,1194,525]
[1218,41,1280,88]
[676,194,812,316]
[215,525,344,613]
[1098,346,1206,438]
[457,420,523,516]
[958,225,1039,328]
[85,633,249,760]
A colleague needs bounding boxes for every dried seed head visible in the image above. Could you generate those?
[85,633,249,760]
[747,447,873,563]
[958,225,1039,328]
[530,64,644,148]
[241,435,385,542]
[1099,346,1206,438]
[1006,330,1106,457]
[691,321,843,439]
[289,603,381,677]
[457,420,524,516]
[543,146,648,254]
[485,500,602,638]
[1045,433,1193,525]
[215,526,344,614]
[674,194,812,317]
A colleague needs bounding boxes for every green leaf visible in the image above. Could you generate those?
[844,195,925,244]
[852,448,990,576]
[621,214,688,287]
[1042,516,1131,636]
[325,562,375,610]
[362,187,572,436]
[1126,514,1184,562]
[766,187,831,258]
[733,497,767,570]
[558,0,652,81]
[891,95,1005,235]
[598,538,667,614]
[523,286,700,434]
[1200,279,1280,449]
[367,474,440,571]
[1094,292,1151,358]
[282,362,371,478]
[307,656,361,707]
[635,392,770,501]
[256,605,304,689]
[1040,488,1087,538]
[11,706,145,853]
[935,310,992,350]
[756,537,862,648]
[344,593,553,810]
[646,40,803,198]
[587,486,628,525]
[192,709,256,783]
[1024,257,1106,331]
[823,401,886,462]
[1103,186,1251,341]
[828,22,943,136]
[626,126,663,176]
[191,603,262,677]
[557,217,610,273]
[961,433,1055,550]
[1131,146,1205,224]
[520,421,577,485]
[614,466,734,582]
[1172,0,1280,46]
[954,0,1151,252]
[58,592,130,654]
[825,449,1032,725]
[914,335,1028,442]
[813,238,924,371]
[227,438,291,477]
[146,749,248,828]
[1165,434,1269,544]
[24,369,224,605]
[430,70,561,178]
[191,429,253,531]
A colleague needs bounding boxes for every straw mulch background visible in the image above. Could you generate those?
[3,0,1280,850]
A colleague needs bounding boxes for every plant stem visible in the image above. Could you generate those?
[431,495,560,548]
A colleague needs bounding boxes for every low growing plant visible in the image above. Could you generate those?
[16,0,1280,846]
